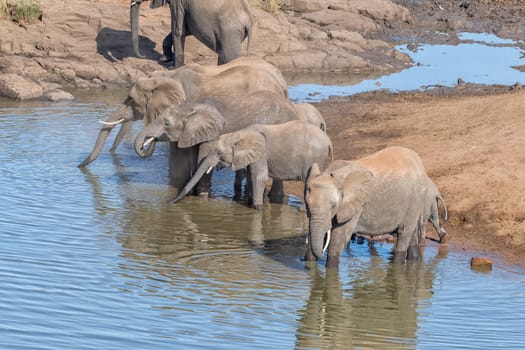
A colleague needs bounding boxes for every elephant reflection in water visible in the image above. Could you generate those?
[295,245,447,349]
[83,159,308,289]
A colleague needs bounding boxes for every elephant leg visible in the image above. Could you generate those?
[168,142,198,194]
[161,33,174,62]
[249,160,269,210]
[304,241,316,261]
[233,169,247,200]
[326,217,359,268]
[268,179,285,204]
[406,230,421,261]
[217,36,242,65]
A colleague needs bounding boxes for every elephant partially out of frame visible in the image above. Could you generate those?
[130,0,252,67]
[304,146,448,268]
[133,92,325,197]
[78,57,288,168]
[170,120,333,209]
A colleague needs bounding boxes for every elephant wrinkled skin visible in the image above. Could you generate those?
[304,146,448,268]
[133,90,323,195]
[78,57,288,169]
[170,120,333,209]
[130,0,252,67]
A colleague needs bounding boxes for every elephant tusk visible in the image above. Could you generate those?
[305,234,309,245]
[142,137,155,149]
[322,229,331,255]
[99,118,125,126]
[206,166,214,175]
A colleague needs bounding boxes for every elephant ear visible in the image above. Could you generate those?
[231,131,266,171]
[178,105,226,148]
[331,163,374,224]
[145,78,186,124]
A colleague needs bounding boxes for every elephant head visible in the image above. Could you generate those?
[130,0,168,58]
[78,76,186,167]
[170,129,267,204]
[304,162,373,259]
[134,102,226,158]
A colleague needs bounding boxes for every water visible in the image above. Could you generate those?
[289,32,525,101]
[1,94,525,349]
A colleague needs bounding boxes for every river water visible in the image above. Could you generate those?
[2,32,525,348]
[1,89,524,349]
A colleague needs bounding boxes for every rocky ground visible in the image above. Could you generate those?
[1,0,524,266]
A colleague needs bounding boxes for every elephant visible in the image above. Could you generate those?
[133,91,313,195]
[303,146,448,268]
[169,120,333,209]
[78,57,288,168]
[293,103,326,131]
[130,0,252,67]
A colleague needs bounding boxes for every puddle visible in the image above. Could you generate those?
[289,32,525,102]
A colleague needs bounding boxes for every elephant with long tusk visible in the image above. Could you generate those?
[78,57,289,169]
[133,91,328,199]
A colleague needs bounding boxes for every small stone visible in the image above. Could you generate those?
[45,89,75,102]
[470,256,493,271]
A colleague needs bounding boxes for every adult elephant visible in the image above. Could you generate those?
[133,91,311,197]
[303,146,448,268]
[130,0,253,67]
[78,58,288,168]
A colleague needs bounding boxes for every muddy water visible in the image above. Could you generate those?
[1,91,525,349]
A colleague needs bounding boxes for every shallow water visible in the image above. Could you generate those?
[1,93,525,349]
[289,32,525,101]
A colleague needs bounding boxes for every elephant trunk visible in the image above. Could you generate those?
[78,105,131,167]
[170,155,219,204]
[130,1,144,58]
[134,127,157,158]
[309,215,331,259]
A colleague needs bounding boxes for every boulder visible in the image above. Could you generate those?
[470,256,493,271]
[0,74,43,100]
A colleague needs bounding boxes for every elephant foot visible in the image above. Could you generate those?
[392,250,407,264]
[159,55,174,64]
[439,229,448,244]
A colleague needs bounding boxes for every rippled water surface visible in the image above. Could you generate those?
[1,93,525,349]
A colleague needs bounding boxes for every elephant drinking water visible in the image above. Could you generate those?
[304,146,448,268]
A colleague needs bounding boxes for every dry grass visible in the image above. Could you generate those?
[248,0,292,14]
[0,0,42,24]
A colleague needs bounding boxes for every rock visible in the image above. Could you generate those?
[470,256,493,271]
[293,0,327,12]
[45,89,75,102]
[0,74,43,100]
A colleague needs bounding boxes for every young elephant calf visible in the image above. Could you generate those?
[171,120,333,209]
[304,146,447,268]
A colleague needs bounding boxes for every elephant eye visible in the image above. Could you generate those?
[164,119,171,127]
